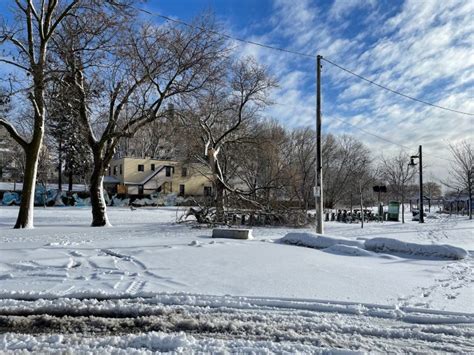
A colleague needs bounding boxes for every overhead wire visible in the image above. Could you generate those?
[136,7,464,162]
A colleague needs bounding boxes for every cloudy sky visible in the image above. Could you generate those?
[0,1,472,182]
[150,0,473,182]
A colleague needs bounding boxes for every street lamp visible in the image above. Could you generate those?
[408,145,424,223]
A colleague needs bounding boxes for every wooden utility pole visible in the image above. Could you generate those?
[315,55,324,234]
[419,145,424,223]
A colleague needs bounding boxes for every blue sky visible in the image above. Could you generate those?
[1,0,473,181]
[145,0,473,180]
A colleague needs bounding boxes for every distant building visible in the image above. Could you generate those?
[104,157,213,197]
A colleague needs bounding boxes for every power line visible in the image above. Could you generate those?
[273,101,455,163]
[136,7,465,161]
[136,7,474,117]
[136,8,315,59]
[322,57,474,117]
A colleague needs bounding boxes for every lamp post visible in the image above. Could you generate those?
[409,145,424,223]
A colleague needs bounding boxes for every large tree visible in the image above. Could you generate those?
[179,58,277,220]
[379,151,417,223]
[53,12,226,226]
[0,0,85,228]
[444,141,473,219]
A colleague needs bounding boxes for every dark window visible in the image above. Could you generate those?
[138,186,144,195]
[119,164,122,175]
[151,164,155,171]
[179,184,185,196]
[113,166,117,175]
[108,167,111,176]
[138,164,144,172]
[181,167,187,177]
[165,166,171,177]
[204,186,212,197]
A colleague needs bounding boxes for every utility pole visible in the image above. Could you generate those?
[315,55,324,234]
[419,145,424,223]
[409,145,424,223]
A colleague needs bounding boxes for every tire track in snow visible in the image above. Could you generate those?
[0,296,472,353]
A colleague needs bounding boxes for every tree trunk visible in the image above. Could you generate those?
[89,159,110,227]
[401,195,405,223]
[68,170,73,193]
[208,147,225,222]
[14,145,41,228]
[469,187,472,220]
[215,180,225,222]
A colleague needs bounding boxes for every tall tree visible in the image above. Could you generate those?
[53,12,226,226]
[0,0,84,228]
[379,151,417,223]
[444,141,473,219]
[180,57,277,220]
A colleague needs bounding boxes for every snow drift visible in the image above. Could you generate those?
[364,238,468,260]
[281,233,365,249]
[280,233,468,260]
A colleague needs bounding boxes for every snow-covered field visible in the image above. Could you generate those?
[0,206,472,352]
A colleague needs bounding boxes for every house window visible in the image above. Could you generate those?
[181,167,187,177]
[113,166,117,175]
[119,164,122,175]
[165,166,171,177]
[179,184,185,196]
[151,164,155,171]
[138,164,144,172]
[108,167,111,176]
[204,186,212,197]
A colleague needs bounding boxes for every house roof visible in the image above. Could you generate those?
[124,164,172,186]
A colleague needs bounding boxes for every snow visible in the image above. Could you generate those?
[280,232,468,260]
[0,206,472,352]
[281,232,365,249]
[0,295,473,353]
[365,237,468,260]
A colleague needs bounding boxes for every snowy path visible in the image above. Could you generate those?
[1,295,473,353]
[0,207,473,313]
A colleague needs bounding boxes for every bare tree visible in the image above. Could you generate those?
[379,151,417,223]
[444,141,473,219]
[323,135,372,209]
[0,0,86,228]
[180,57,277,220]
[53,12,226,226]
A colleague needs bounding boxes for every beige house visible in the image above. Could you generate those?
[104,157,213,197]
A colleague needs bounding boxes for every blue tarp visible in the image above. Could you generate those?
[2,192,20,205]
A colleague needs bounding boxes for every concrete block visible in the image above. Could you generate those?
[212,228,253,240]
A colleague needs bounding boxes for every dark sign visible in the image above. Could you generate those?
[373,185,387,193]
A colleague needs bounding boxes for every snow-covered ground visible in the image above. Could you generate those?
[0,206,472,352]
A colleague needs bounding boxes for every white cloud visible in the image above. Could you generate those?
[240,0,473,181]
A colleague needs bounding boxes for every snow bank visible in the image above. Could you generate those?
[323,244,374,257]
[281,233,365,249]
[364,238,468,260]
[280,233,468,260]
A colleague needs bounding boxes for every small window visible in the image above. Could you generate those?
[108,167,111,176]
[204,186,212,197]
[138,164,144,172]
[151,164,155,171]
[119,164,122,175]
[181,167,187,177]
[179,184,185,196]
[165,166,171,177]
[113,166,117,175]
